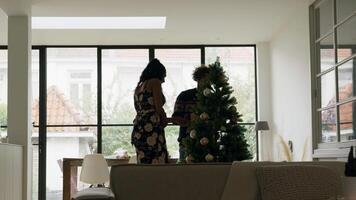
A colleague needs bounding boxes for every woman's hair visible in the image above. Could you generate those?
[137,58,166,86]
[193,65,210,81]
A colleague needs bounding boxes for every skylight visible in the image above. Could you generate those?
[32,17,166,29]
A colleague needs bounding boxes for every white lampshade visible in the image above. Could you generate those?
[255,121,270,131]
[80,154,109,185]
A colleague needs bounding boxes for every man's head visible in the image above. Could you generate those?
[193,65,210,87]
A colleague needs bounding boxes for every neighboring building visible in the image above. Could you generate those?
[32,86,95,199]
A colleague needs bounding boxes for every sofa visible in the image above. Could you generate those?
[110,161,347,200]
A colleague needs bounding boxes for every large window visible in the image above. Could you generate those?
[311,0,356,146]
[45,48,98,199]
[0,45,257,200]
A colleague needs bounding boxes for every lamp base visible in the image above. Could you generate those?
[89,184,106,188]
[72,187,115,200]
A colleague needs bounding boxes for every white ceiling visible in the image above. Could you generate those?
[0,0,311,45]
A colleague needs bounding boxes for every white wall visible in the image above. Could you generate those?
[267,0,313,161]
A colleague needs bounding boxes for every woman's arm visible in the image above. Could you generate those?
[150,79,168,126]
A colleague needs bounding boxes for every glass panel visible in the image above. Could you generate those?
[337,48,353,63]
[205,47,256,123]
[340,102,356,141]
[320,108,337,143]
[31,50,40,200]
[155,49,201,117]
[318,33,335,72]
[32,143,39,200]
[102,49,149,124]
[320,71,336,108]
[0,50,39,141]
[0,50,6,141]
[243,125,256,160]
[46,126,97,200]
[165,125,179,159]
[47,48,97,125]
[338,58,355,101]
[336,0,356,23]
[102,126,135,157]
[32,50,40,126]
[316,0,334,38]
[102,125,180,159]
[337,16,356,63]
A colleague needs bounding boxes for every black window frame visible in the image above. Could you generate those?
[0,44,258,200]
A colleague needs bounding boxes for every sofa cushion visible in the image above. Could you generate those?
[110,164,231,200]
[220,161,345,200]
[256,165,340,200]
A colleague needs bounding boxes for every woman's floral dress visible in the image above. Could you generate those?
[131,89,168,164]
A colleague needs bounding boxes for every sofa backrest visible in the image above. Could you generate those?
[221,161,345,200]
[110,164,231,200]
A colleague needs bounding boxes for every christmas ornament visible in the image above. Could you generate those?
[190,130,197,139]
[200,137,209,145]
[186,155,194,163]
[203,88,212,96]
[205,154,214,161]
[200,112,209,120]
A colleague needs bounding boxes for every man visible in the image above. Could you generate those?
[171,65,210,162]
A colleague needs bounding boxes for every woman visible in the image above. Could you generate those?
[131,59,169,164]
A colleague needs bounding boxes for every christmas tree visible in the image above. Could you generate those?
[183,58,251,162]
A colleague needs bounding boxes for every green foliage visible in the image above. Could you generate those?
[183,61,252,162]
[0,103,7,126]
[102,126,135,156]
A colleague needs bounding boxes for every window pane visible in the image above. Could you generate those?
[318,33,335,72]
[320,108,337,143]
[337,16,356,63]
[320,71,336,108]
[155,49,201,117]
[102,126,135,157]
[31,50,40,200]
[32,144,39,200]
[316,0,334,38]
[243,125,256,160]
[336,0,356,23]
[165,125,179,159]
[102,49,149,124]
[47,48,97,125]
[0,50,40,140]
[102,125,179,159]
[340,102,356,141]
[338,58,355,101]
[0,50,7,141]
[46,126,97,199]
[337,48,353,64]
[205,47,256,123]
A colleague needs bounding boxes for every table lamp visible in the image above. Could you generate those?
[255,121,270,161]
[80,154,110,187]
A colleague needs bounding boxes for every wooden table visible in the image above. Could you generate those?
[62,158,129,200]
